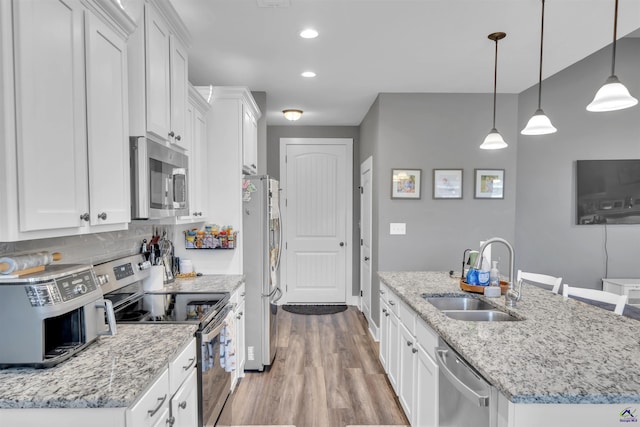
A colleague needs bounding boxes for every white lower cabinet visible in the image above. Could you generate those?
[231,283,246,390]
[170,368,198,427]
[379,287,438,426]
[127,369,171,427]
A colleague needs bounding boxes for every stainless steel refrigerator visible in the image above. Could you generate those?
[243,175,282,371]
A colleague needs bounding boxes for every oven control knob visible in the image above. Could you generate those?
[74,284,88,295]
[96,274,109,286]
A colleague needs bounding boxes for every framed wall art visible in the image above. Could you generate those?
[433,169,463,199]
[474,169,504,199]
[391,168,421,199]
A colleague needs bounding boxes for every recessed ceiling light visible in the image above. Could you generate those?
[300,29,318,39]
[301,71,316,78]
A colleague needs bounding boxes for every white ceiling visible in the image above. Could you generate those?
[168,0,640,126]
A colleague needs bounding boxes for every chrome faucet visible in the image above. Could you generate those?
[472,237,520,307]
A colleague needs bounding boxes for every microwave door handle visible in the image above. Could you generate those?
[96,299,117,336]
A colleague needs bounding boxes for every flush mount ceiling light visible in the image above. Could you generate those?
[283,109,303,121]
[522,0,557,135]
[586,0,638,112]
[299,29,318,39]
[301,71,316,78]
[480,32,508,150]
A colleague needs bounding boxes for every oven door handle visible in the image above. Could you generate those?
[201,306,233,342]
[96,299,117,336]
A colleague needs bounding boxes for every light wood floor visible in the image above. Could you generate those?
[216,306,409,427]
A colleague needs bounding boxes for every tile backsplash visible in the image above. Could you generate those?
[0,224,161,266]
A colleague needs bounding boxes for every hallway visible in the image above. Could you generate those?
[217,306,409,427]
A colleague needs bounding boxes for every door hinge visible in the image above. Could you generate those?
[360,238,363,246]
[359,186,363,194]
[360,290,363,297]
[285,242,288,250]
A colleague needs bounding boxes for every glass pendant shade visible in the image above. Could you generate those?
[480,128,508,150]
[586,75,638,112]
[521,108,557,135]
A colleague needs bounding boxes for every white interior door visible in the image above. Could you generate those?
[360,156,373,324]
[280,138,353,303]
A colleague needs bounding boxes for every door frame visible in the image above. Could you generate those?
[360,156,376,336]
[279,137,355,306]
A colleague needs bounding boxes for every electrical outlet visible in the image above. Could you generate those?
[390,223,406,235]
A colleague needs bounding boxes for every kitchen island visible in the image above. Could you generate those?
[379,271,640,426]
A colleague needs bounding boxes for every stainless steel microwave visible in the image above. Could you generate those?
[130,137,188,219]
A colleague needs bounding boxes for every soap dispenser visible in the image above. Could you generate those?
[490,261,500,287]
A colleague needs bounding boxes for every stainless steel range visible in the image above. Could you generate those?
[93,254,232,427]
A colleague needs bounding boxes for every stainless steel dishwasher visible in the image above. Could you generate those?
[436,338,498,427]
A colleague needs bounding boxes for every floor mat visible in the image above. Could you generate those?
[282,304,348,315]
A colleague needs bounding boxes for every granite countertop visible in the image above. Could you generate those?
[378,271,640,405]
[155,274,244,294]
[0,324,197,409]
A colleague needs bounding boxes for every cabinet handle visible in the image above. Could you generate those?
[147,394,167,417]
[97,212,107,220]
[80,213,90,222]
[407,340,413,346]
[385,312,390,317]
[382,308,387,314]
[166,415,175,426]
[364,256,370,261]
[380,290,385,295]
[251,163,257,168]
[182,357,195,371]
[179,401,187,410]
[389,300,395,306]
[168,131,175,138]
[412,348,418,354]
[175,135,181,141]
[241,292,245,297]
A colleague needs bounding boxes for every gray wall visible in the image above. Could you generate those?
[266,125,361,297]
[515,37,640,289]
[361,92,519,328]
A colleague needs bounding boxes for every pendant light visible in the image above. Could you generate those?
[586,0,638,112]
[521,0,557,135]
[480,32,508,150]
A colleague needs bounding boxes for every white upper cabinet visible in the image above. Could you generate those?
[0,0,135,241]
[242,108,258,175]
[128,0,190,147]
[85,10,131,226]
[178,85,210,222]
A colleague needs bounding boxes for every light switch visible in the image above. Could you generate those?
[390,223,406,235]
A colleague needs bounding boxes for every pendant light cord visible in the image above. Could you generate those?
[537,0,545,110]
[492,37,498,129]
[611,0,618,76]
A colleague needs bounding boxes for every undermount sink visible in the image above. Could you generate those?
[424,295,521,321]
[441,310,520,322]
[425,296,495,311]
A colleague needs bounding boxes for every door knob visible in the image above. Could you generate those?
[80,213,90,222]
[339,242,345,247]
[98,212,107,220]
[364,256,370,261]
[168,131,175,138]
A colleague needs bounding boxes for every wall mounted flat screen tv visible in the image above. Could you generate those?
[576,159,640,225]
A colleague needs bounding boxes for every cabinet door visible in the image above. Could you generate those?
[235,298,246,377]
[242,108,257,174]
[85,11,130,226]
[144,4,170,140]
[399,322,416,420]
[387,310,400,394]
[13,0,88,232]
[379,298,390,370]
[414,343,438,427]
[169,34,188,148]
[192,108,207,217]
[171,368,198,427]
